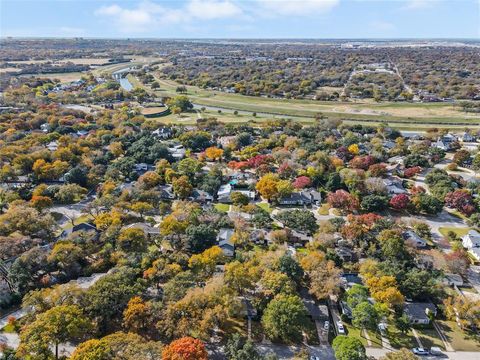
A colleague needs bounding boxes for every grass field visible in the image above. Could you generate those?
[438,227,471,238]
[214,203,230,213]
[148,77,480,126]
[346,326,382,348]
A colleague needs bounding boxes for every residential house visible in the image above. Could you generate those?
[460,132,476,142]
[462,229,480,261]
[189,189,214,203]
[168,144,186,160]
[217,183,256,203]
[340,273,363,290]
[300,289,329,321]
[40,123,50,133]
[159,185,175,200]
[153,127,172,139]
[434,134,457,151]
[442,273,464,287]
[124,222,160,238]
[217,228,235,257]
[383,140,396,150]
[383,178,407,195]
[404,302,437,325]
[46,141,59,152]
[250,229,268,246]
[60,222,98,239]
[278,192,310,206]
[403,230,428,248]
[278,189,321,207]
[134,163,154,174]
[340,300,353,319]
[218,136,236,148]
[336,247,355,262]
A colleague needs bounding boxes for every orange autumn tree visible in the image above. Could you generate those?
[162,337,208,360]
[205,146,224,161]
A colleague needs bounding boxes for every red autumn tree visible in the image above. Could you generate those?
[368,163,387,177]
[227,161,249,171]
[389,194,410,210]
[327,190,359,212]
[349,155,376,170]
[341,213,382,241]
[403,166,422,178]
[445,189,475,216]
[247,154,273,169]
[162,337,208,360]
[292,176,311,189]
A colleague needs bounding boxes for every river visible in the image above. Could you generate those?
[119,77,133,91]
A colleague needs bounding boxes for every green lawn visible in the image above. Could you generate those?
[345,326,382,348]
[437,320,480,351]
[346,325,369,347]
[438,227,471,238]
[214,203,230,213]
[386,323,417,349]
[415,327,445,350]
[257,202,273,213]
[1,323,16,333]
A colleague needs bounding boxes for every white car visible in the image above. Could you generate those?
[412,348,429,356]
[337,321,345,334]
[324,321,330,331]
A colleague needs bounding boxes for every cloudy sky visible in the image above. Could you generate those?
[1,0,479,38]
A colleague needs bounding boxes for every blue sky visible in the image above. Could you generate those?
[1,0,479,39]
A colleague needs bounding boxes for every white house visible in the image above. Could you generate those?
[462,229,480,249]
[462,230,480,260]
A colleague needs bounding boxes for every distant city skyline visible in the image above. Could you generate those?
[1,0,479,39]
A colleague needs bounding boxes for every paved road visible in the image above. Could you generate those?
[257,344,335,360]
[367,348,480,360]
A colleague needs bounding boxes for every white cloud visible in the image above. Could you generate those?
[95,0,244,33]
[94,0,341,33]
[402,0,434,10]
[256,0,340,16]
[186,0,243,20]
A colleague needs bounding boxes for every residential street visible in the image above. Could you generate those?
[367,348,480,360]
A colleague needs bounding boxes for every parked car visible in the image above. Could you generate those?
[337,321,345,334]
[412,348,430,356]
[324,321,330,331]
[309,356,320,360]
[429,347,443,356]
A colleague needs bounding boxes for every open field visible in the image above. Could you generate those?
[1,58,112,65]
[19,71,84,82]
[149,77,480,124]
[115,71,479,128]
